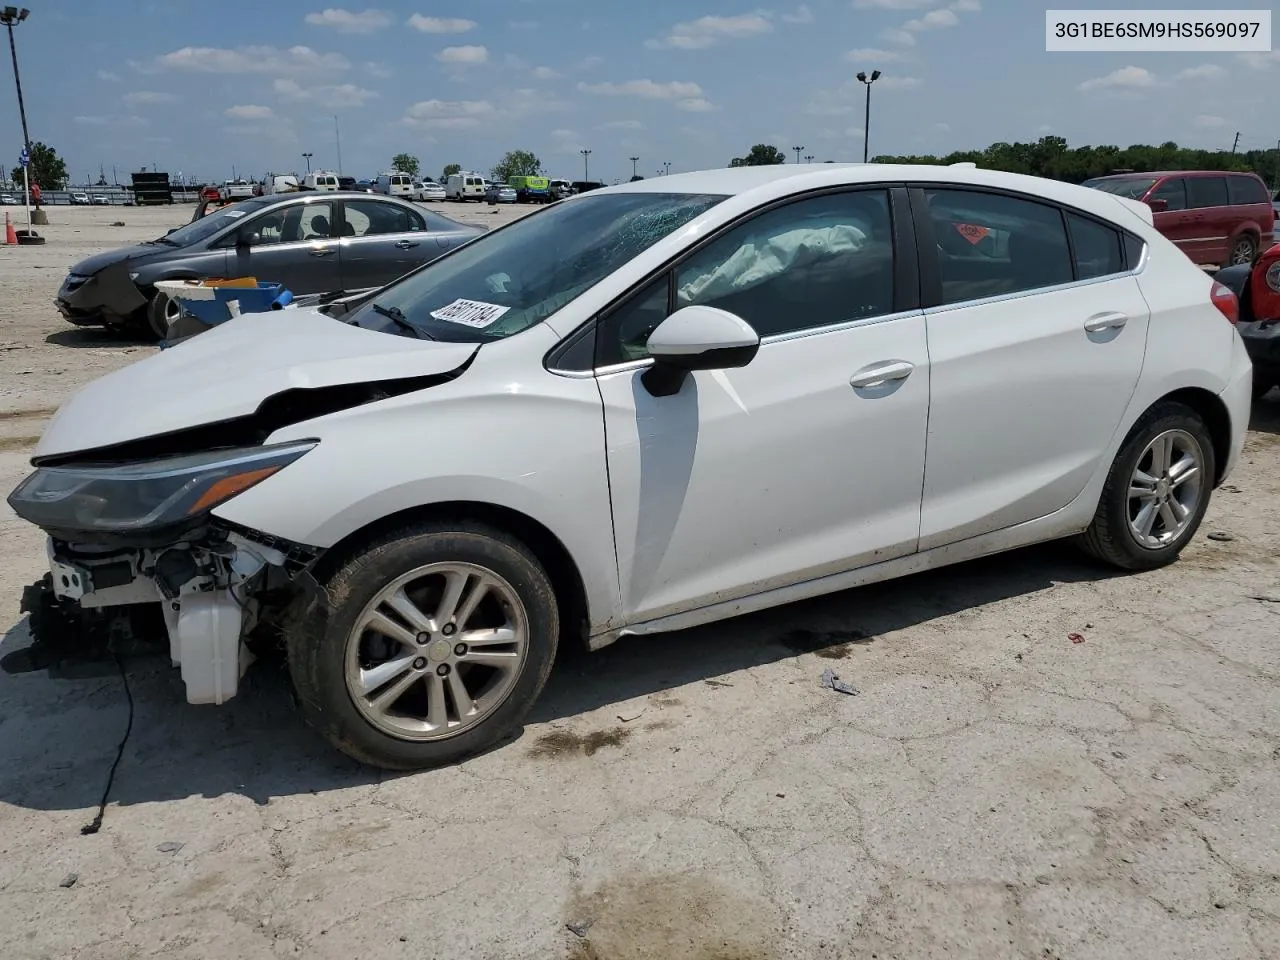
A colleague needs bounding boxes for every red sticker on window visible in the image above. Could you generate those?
[954,223,990,244]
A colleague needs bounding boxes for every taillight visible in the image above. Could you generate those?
[1210,280,1238,325]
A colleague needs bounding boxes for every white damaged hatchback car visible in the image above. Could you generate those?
[8,164,1254,769]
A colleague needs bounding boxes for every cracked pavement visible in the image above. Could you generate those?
[2,207,1280,960]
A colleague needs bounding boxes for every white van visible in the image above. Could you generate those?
[303,170,339,191]
[375,171,414,197]
[446,172,485,201]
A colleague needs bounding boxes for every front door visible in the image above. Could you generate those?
[596,188,930,623]
[338,197,432,290]
[1147,177,1200,261]
[913,186,1150,550]
[224,198,339,295]
[1185,175,1232,265]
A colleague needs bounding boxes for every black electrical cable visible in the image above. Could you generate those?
[80,652,133,835]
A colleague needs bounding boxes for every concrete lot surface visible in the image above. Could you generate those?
[1,205,1279,960]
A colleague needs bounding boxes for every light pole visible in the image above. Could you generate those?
[793,145,804,165]
[805,154,814,163]
[1,7,31,156]
[629,155,639,178]
[664,161,671,176]
[333,115,343,175]
[580,148,591,181]
[855,70,881,163]
[302,152,313,173]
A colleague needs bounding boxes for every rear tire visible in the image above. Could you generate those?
[1074,401,1215,571]
[286,521,559,770]
[1227,235,1257,267]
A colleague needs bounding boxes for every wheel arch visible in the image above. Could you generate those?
[1156,386,1232,485]
[309,500,592,651]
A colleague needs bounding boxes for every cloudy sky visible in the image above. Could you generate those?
[4,0,1277,184]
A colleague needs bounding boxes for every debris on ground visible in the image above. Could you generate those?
[704,679,733,688]
[616,710,645,723]
[566,919,594,938]
[1069,633,1086,644]
[1207,532,1234,542]
[820,668,858,696]
[155,841,184,854]
[59,874,78,888]
[1248,594,1280,604]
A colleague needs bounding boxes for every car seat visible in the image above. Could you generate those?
[307,214,330,240]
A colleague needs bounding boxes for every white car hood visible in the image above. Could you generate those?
[35,308,477,458]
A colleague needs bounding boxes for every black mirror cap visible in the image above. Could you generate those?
[640,342,760,397]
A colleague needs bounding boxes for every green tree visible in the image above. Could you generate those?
[490,149,542,182]
[391,153,420,177]
[729,144,786,167]
[441,162,461,182]
[20,141,68,189]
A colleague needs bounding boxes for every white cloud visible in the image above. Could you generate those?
[904,8,959,30]
[678,97,715,111]
[402,98,495,129]
[781,5,814,23]
[273,78,377,106]
[817,126,866,140]
[435,45,488,64]
[303,8,392,33]
[124,90,175,104]
[74,115,110,125]
[97,70,120,82]
[647,13,773,50]
[598,119,643,130]
[575,55,604,70]
[225,104,275,119]
[1077,65,1155,91]
[878,75,923,89]
[882,27,916,46]
[1175,64,1225,81]
[950,0,980,10]
[365,60,393,78]
[852,0,933,8]
[532,65,560,79]
[846,47,905,62]
[578,79,704,99]
[1193,114,1227,128]
[155,45,350,75]
[407,14,477,33]
[935,121,951,131]
[1237,51,1279,70]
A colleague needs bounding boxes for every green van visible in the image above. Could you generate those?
[507,175,551,203]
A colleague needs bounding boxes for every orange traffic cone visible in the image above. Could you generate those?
[4,212,15,245]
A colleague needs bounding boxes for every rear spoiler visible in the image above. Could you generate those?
[1111,194,1154,226]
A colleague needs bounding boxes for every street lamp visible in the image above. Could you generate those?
[580,148,592,181]
[793,145,804,165]
[629,155,639,178]
[664,161,671,176]
[804,154,814,164]
[855,70,881,163]
[302,152,313,173]
[1,6,30,154]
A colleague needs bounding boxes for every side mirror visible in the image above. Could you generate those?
[641,305,760,397]
[235,226,254,248]
[165,228,177,236]
[1145,198,1168,213]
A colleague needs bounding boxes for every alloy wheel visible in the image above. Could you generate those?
[1126,429,1203,549]
[344,562,529,741]
[1230,239,1255,265]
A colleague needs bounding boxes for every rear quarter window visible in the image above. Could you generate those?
[1227,175,1269,205]
[1187,176,1229,209]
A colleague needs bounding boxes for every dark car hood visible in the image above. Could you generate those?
[69,244,171,278]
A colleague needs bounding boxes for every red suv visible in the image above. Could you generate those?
[1082,170,1275,268]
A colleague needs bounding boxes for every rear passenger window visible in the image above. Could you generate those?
[924,188,1072,304]
[1149,178,1186,211]
[1187,177,1229,208]
[1067,213,1124,279]
[1123,233,1146,270]
[1227,175,1269,205]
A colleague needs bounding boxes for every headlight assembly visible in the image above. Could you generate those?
[1266,261,1280,294]
[6,441,316,534]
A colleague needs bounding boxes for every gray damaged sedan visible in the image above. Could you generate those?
[55,191,485,339]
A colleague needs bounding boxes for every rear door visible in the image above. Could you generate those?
[221,198,339,294]
[913,185,1150,549]
[1226,174,1275,261]
[1185,175,1231,265]
[337,197,434,289]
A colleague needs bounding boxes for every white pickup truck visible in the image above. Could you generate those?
[218,179,255,201]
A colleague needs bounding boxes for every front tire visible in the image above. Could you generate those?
[1074,401,1215,570]
[143,289,181,340]
[286,521,559,770]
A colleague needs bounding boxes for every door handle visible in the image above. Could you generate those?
[1083,312,1128,333]
[310,246,335,257]
[394,239,418,249]
[849,360,914,389]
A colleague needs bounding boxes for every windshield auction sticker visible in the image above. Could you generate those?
[1046,10,1271,51]
[429,298,511,327]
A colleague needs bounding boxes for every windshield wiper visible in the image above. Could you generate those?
[371,302,434,340]
[150,236,181,246]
